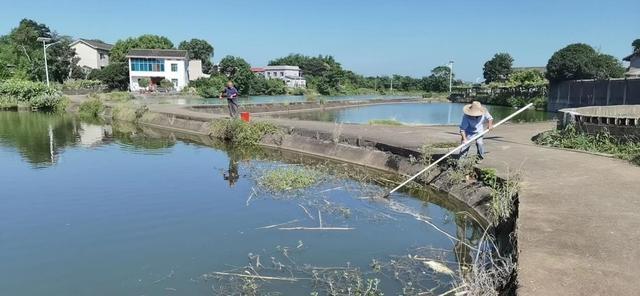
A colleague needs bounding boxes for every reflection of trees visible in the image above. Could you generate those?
[0,112,79,167]
[111,122,176,152]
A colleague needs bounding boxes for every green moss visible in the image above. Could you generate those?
[368,119,404,126]
[260,167,321,192]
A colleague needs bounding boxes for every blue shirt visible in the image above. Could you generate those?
[459,112,493,135]
[224,87,238,99]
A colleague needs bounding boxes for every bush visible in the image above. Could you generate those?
[210,119,279,147]
[0,79,66,110]
[138,77,150,88]
[159,79,174,90]
[78,98,104,118]
[189,75,227,98]
[62,79,105,91]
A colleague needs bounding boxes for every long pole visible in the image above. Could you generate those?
[383,103,533,198]
[448,61,454,93]
[42,40,50,86]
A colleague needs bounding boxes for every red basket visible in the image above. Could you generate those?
[240,112,250,122]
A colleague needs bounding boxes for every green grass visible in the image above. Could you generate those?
[210,119,280,147]
[535,125,640,166]
[368,119,404,126]
[78,98,104,118]
[260,167,321,192]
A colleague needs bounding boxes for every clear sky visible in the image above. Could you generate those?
[1,0,637,81]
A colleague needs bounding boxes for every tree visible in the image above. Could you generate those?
[109,35,174,63]
[189,75,227,98]
[87,62,129,90]
[138,77,150,88]
[546,43,625,82]
[178,39,214,73]
[421,66,453,92]
[483,53,513,83]
[218,55,255,95]
[632,39,640,54]
[46,36,78,83]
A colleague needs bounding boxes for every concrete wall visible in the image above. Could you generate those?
[72,42,99,69]
[548,78,640,111]
[558,105,640,141]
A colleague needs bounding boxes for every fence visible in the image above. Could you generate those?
[548,78,640,111]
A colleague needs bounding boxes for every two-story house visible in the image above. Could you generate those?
[262,65,306,88]
[126,49,189,91]
[623,51,640,78]
[70,39,113,70]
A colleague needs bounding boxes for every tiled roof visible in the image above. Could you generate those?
[126,49,188,59]
[75,39,113,50]
[623,52,639,61]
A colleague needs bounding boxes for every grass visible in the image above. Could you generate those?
[78,98,104,118]
[88,91,134,102]
[112,103,148,122]
[260,167,321,192]
[210,119,280,147]
[479,168,520,225]
[535,125,640,166]
[368,119,404,126]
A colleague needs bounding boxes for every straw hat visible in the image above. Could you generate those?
[463,101,485,117]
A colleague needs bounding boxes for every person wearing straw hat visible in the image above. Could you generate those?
[459,101,493,159]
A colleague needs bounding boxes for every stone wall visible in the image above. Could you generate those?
[558,105,640,141]
[548,78,640,111]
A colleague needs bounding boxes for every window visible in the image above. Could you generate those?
[130,58,165,72]
[171,79,178,87]
[171,63,178,72]
[280,72,284,76]
[99,53,106,60]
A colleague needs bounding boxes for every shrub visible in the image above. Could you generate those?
[78,98,104,118]
[0,79,66,110]
[62,79,105,91]
[159,79,174,90]
[210,119,279,147]
[112,103,148,122]
[138,77,150,88]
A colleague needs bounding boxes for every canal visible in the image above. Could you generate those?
[0,111,484,295]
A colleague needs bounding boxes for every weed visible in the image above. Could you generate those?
[260,167,321,192]
[419,143,435,165]
[210,119,279,147]
[112,103,147,122]
[78,98,104,118]
[368,119,403,126]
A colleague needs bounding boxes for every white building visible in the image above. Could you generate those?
[623,52,640,78]
[188,59,210,81]
[263,65,306,88]
[70,39,113,70]
[126,49,189,91]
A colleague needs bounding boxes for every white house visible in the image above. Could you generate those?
[188,59,210,81]
[70,39,113,70]
[126,49,189,91]
[623,51,640,78]
[263,65,306,88]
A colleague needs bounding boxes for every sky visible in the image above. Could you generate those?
[0,0,638,81]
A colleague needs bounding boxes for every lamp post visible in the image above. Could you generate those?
[447,60,454,94]
[37,37,58,86]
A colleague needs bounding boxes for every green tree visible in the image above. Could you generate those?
[178,38,214,73]
[421,66,453,92]
[109,35,174,63]
[483,53,513,83]
[633,39,640,53]
[87,62,129,90]
[269,54,344,95]
[218,55,255,95]
[546,43,625,82]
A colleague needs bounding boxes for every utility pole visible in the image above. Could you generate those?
[448,60,454,94]
[37,37,58,87]
[390,76,393,92]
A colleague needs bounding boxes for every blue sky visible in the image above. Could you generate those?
[1,0,637,81]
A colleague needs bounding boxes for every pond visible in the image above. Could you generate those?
[270,102,556,125]
[156,94,418,106]
[0,111,484,295]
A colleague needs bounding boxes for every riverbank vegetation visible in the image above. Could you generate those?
[534,125,640,166]
[368,119,404,126]
[78,97,104,118]
[0,79,67,111]
[210,119,280,147]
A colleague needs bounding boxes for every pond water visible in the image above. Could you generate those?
[0,111,483,295]
[271,102,556,125]
[157,94,418,106]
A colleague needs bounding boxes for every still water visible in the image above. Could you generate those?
[158,94,418,106]
[0,112,482,295]
[272,102,555,125]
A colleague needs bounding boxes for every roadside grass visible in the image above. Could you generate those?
[368,119,404,126]
[478,168,520,225]
[210,119,280,147]
[259,167,322,192]
[535,125,640,166]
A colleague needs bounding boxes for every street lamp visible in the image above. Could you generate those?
[37,37,58,86]
[447,60,454,93]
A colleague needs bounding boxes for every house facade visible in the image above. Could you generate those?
[623,52,640,78]
[126,49,189,91]
[262,65,306,88]
[70,39,113,70]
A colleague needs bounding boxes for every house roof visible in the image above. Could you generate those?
[251,67,265,73]
[71,39,114,51]
[264,65,301,71]
[623,52,639,61]
[126,49,188,59]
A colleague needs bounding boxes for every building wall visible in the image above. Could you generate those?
[129,58,189,91]
[188,60,209,81]
[97,49,110,68]
[548,78,640,111]
[72,43,99,69]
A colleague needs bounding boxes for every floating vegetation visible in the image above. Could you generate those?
[260,167,322,192]
[368,119,404,126]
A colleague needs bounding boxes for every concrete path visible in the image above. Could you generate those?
[101,100,640,294]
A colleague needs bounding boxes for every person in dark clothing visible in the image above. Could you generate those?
[219,81,239,118]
